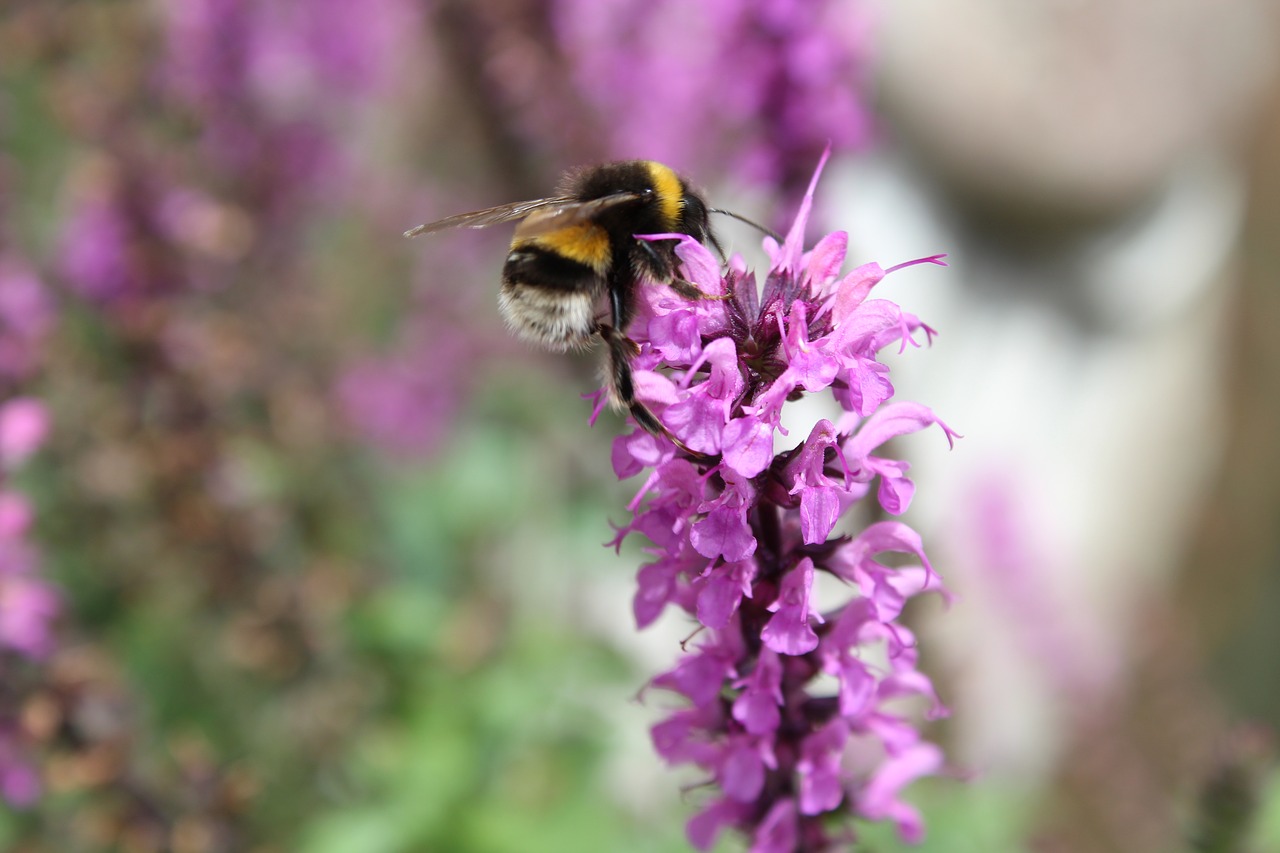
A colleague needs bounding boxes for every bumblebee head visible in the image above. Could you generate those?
[677,183,712,244]
[638,161,700,236]
[635,161,717,262]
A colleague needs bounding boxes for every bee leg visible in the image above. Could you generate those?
[597,322,713,463]
[669,278,731,301]
[634,238,729,302]
[634,237,676,281]
[604,269,714,461]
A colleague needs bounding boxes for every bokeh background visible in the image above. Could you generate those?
[2,1,1280,851]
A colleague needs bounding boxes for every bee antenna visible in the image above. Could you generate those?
[709,208,783,242]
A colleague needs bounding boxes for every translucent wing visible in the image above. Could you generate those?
[404,191,646,239]
[403,196,576,238]
[511,192,645,240]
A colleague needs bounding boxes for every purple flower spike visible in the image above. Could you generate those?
[608,158,955,848]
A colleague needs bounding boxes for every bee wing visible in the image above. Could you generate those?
[403,196,577,238]
[511,192,645,239]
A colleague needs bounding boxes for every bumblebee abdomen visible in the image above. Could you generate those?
[500,246,607,350]
[513,223,612,274]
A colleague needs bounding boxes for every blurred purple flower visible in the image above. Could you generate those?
[0,260,54,383]
[0,567,59,660]
[159,0,418,197]
[58,186,137,303]
[336,336,469,458]
[56,159,210,307]
[0,730,41,809]
[0,260,59,814]
[0,489,58,661]
[0,492,39,587]
[162,0,412,107]
[548,0,874,188]
[611,154,952,848]
[0,400,58,662]
[0,398,51,469]
[964,475,1111,698]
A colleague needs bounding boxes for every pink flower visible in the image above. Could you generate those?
[782,419,849,544]
[0,398,51,468]
[798,720,851,814]
[857,742,946,842]
[614,153,953,848]
[762,557,821,655]
[732,648,783,735]
[0,573,59,659]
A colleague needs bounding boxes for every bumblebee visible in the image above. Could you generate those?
[405,160,748,456]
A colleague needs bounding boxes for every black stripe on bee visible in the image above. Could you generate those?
[504,245,606,294]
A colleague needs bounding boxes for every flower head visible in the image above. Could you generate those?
[609,154,952,848]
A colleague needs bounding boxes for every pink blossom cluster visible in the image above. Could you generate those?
[607,156,953,849]
[0,259,57,663]
[0,258,57,808]
[0,398,54,663]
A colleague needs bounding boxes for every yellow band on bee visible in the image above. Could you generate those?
[644,162,684,229]
[516,223,611,273]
